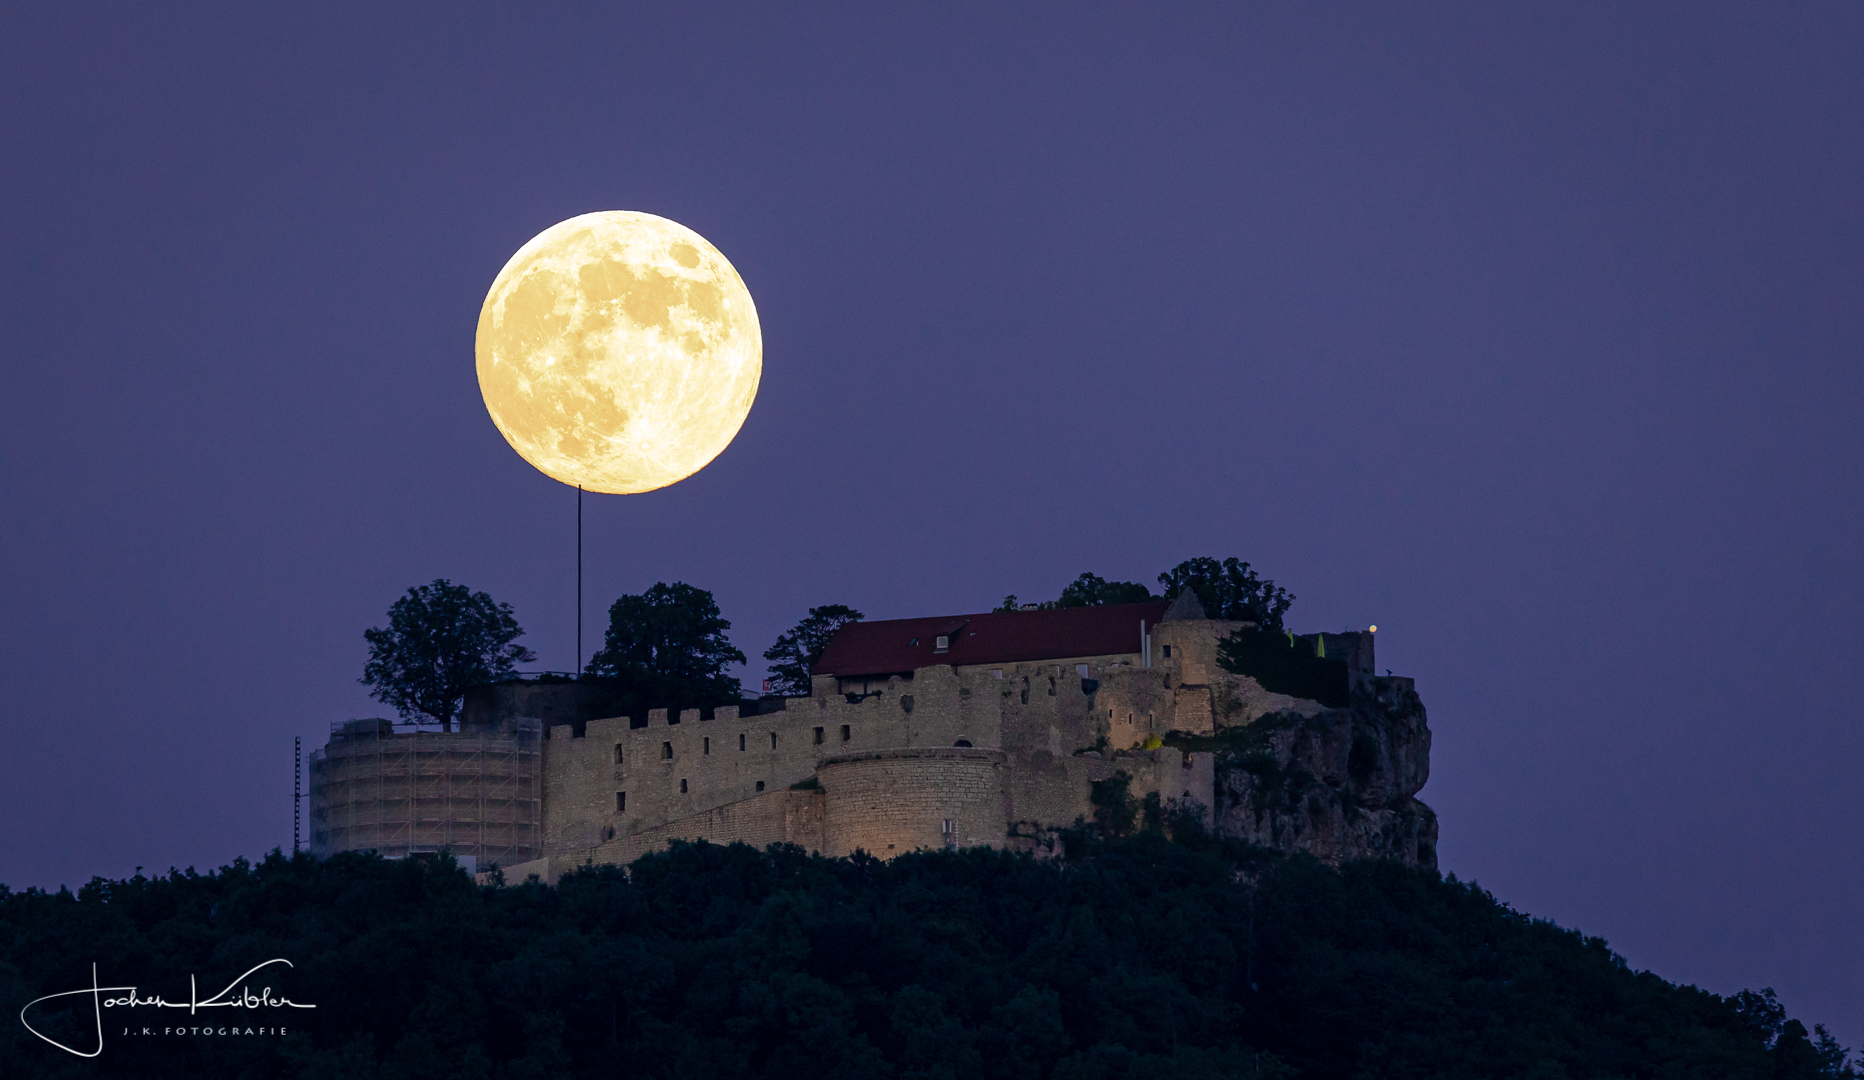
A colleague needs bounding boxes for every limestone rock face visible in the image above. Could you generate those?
[1203,675,1437,868]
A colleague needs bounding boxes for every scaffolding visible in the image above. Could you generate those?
[308,718,542,868]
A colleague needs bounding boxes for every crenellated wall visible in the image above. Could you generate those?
[465,618,1419,884]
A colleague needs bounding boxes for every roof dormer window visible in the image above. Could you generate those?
[934,635,949,652]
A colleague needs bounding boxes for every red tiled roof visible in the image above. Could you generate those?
[811,601,1173,678]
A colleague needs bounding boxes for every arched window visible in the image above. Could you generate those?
[953,739,973,748]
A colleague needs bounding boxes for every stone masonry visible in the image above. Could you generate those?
[473,595,1420,885]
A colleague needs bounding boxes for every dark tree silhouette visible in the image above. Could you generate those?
[1054,571,1154,608]
[1158,556,1294,630]
[4,840,1853,1078]
[762,604,863,696]
[585,582,744,713]
[995,574,1152,613]
[361,579,536,731]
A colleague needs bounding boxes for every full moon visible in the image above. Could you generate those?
[475,211,761,493]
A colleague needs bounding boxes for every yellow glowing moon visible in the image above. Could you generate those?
[475,211,761,493]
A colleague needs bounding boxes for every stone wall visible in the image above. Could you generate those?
[544,704,828,855]
[819,748,1007,857]
[538,647,1164,865]
[516,617,1420,875]
[494,786,825,885]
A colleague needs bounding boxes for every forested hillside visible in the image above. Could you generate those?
[2,834,1851,1079]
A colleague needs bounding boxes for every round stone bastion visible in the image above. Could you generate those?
[817,747,1007,858]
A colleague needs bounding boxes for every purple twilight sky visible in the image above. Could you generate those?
[2,2,1860,1046]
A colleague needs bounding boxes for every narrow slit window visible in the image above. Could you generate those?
[616,791,626,813]
[739,732,746,751]
[840,724,851,742]
[1162,644,1172,658]
[703,737,710,755]
[614,744,624,764]
[680,778,688,793]
[662,741,673,760]
[769,732,778,750]
[814,726,825,745]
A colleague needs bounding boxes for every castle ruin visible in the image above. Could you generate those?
[309,593,1436,881]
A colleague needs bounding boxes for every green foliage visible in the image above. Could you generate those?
[1157,557,1293,630]
[1006,559,1294,626]
[1733,989,1855,1076]
[762,604,863,697]
[1163,710,1301,758]
[1054,573,1155,608]
[1089,771,1139,836]
[1217,628,1348,707]
[0,843,1851,1079]
[361,579,536,731]
[584,582,745,717]
[994,572,1151,613]
[1138,791,1164,834]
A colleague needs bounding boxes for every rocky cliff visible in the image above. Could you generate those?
[1169,674,1437,867]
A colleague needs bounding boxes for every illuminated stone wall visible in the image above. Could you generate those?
[449,618,1427,886]
[530,623,1241,878]
[819,748,1008,857]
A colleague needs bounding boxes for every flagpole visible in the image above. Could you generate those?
[577,485,583,673]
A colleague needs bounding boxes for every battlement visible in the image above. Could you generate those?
[532,604,1256,873]
[318,604,1420,884]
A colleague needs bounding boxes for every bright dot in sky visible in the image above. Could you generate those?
[475,211,761,494]
[1368,625,1378,633]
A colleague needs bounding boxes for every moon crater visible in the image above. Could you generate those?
[476,211,761,494]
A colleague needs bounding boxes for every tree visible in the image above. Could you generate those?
[585,582,745,713]
[762,604,863,696]
[1157,557,1294,630]
[361,579,536,731]
[1054,572,1154,608]
[993,575,1153,614]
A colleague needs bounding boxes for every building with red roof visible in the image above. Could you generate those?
[476,586,1432,886]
